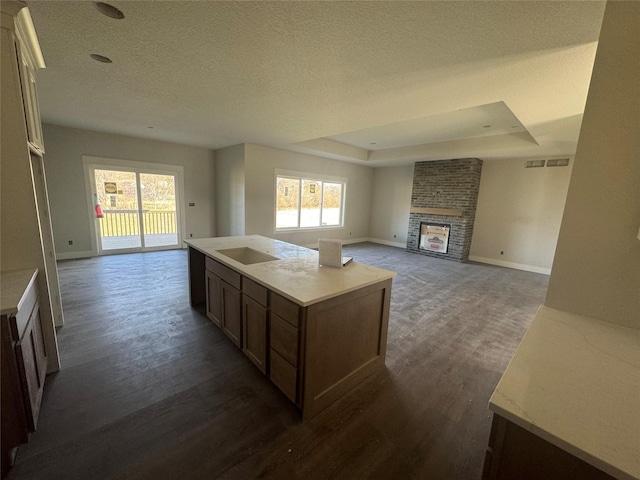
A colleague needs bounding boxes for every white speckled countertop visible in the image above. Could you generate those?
[185,235,396,307]
[489,305,640,480]
[1,268,38,316]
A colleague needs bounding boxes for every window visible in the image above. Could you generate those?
[275,172,346,231]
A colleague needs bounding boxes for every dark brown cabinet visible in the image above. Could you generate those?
[189,244,393,420]
[242,277,268,374]
[483,414,615,480]
[206,257,271,374]
[15,302,48,430]
[1,273,48,474]
[269,293,301,405]
[205,269,221,327]
[241,294,267,372]
[220,281,241,347]
[205,256,242,347]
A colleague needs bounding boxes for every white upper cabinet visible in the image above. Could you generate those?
[14,4,46,154]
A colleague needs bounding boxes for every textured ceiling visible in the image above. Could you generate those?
[26,1,606,166]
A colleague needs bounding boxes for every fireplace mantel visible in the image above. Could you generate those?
[410,207,463,217]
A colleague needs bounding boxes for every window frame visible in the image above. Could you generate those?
[274,169,347,233]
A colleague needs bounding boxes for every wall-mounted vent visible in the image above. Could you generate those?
[525,160,545,168]
[546,158,570,167]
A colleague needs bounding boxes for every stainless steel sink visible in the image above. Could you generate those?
[216,247,280,265]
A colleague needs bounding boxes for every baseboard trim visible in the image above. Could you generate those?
[342,237,370,246]
[468,255,551,275]
[366,238,407,249]
[56,250,94,260]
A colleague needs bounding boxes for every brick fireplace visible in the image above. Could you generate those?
[406,158,482,262]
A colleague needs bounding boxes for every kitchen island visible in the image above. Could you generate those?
[186,235,396,419]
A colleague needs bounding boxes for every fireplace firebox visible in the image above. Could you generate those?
[419,222,451,254]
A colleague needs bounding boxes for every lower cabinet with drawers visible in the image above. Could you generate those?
[269,294,302,404]
[196,250,392,419]
[1,270,48,475]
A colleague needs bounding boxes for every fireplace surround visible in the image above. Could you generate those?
[406,158,482,262]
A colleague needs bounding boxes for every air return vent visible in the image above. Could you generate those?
[525,160,545,168]
[546,158,570,167]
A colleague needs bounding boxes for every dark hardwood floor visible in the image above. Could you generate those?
[6,243,548,479]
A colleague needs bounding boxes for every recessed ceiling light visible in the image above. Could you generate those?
[95,2,125,19]
[482,124,491,128]
[90,53,112,63]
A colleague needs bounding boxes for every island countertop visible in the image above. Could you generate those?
[489,305,640,480]
[185,235,396,307]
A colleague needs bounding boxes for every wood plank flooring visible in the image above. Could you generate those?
[6,243,548,479]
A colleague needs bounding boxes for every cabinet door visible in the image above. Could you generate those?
[205,270,221,327]
[15,305,48,431]
[16,41,44,153]
[1,315,29,472]
[221,281,242,347]
[242,294,268,374]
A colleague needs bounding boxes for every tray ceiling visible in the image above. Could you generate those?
[26,1,606,165]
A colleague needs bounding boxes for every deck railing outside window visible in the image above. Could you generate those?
[99,210,177,237]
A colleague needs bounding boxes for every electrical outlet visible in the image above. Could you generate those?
[500,251,504,255]
[190,233,193,237]
[68,240,73,245]
[394,234,397,238]
[188,202,195,207]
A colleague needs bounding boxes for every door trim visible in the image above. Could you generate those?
[82,155,186,256]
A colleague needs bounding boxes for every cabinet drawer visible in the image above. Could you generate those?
[270,314,298,367]
[270,349,297,404]
[11,281,38,342]
[206,257,241,290]
[271,293,300,328]
[242,277,268,307]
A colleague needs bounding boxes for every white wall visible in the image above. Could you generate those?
[368,165,413,247]
[545,1,640,329]
[470,159,573,274]
[242,143,373,247]
[215,144,245,236]
[42,124,216,258]
[43,129,578,274]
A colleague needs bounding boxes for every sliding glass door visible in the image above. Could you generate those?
[139,173,179,248]
[94,169,142,251]
[90,165,181,254]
